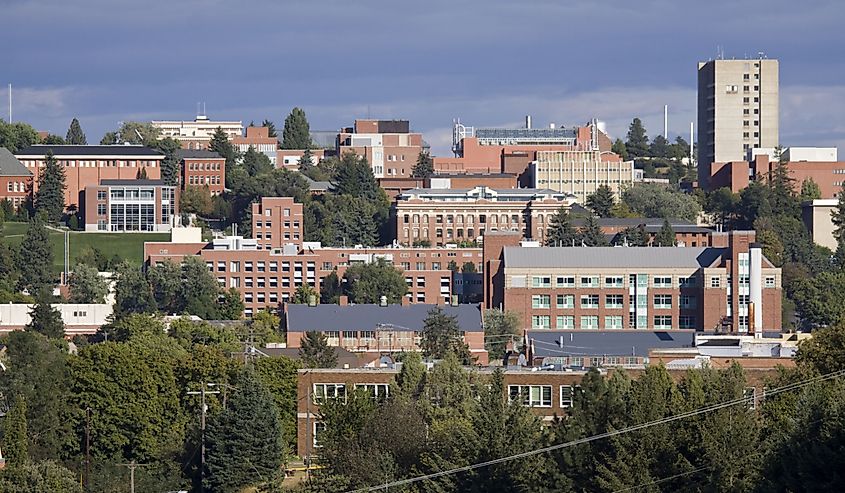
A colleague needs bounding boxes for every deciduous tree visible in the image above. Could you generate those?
[68,263,108,303]
[342,258,408,304]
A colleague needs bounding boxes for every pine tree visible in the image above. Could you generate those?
[545,206,579,246]
[152,137,181,186]
[419,307,470,362]
[18,214,54,294]
[586,185,616,217]
[625,118,649,159]
[281,107,311,149]
[319,270,342,304]
[298,331,338,368]
[333,153,382,201]
[65,118,87,145]
[34,151,66,222]
[768,146,799,217]
[208,127,239,188]
[612,138,629,160]
[580,214,608,246]
[656,218,676,246]
[3,395,29,466]
[298,148,314,171]
[649,135,670,158]
[204,368,286,492]
[411,151,434,179]
[25,292,65,339]
[832,186,845,265]
[261,119,277,138]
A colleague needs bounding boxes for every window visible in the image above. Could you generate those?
[654,315,672,329]
[604,276,624,288]
[710,276,721,288]
[605,294,624,309]
[557,294,574,309]
[580,276,599,287]
[680,295,696,309]
[580,294,599,309]
[679,316,695,329]
[508,385,552,407]
[605,315,624,329]
[313,383,346,404]
[532,276,552,288]
[355,384,390,399]
[532,295,551,309]
[764,276,775,288]
[97,204,106,215]
[680,276,696,287]
[560,385,575,408]
[581,315,599,330]
[654,294,672,309]
[97,190,107,200]
[313,422,326,448]
[532,315,551,329]
[556,276,575,287]
[556,315,575,329]
[653,276,672,288]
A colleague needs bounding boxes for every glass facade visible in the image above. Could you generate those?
[106,184,175,232]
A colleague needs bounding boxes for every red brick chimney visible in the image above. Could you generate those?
[338,295,348,306]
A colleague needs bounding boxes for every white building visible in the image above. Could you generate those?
[0,303,113,336]
[152,114,243,150]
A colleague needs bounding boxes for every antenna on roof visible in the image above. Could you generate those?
[203,102,206,116]
[7,83,10,123]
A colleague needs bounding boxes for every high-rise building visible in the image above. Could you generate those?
[697,58,779,189]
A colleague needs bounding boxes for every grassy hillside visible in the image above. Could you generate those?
[0,222,169,273]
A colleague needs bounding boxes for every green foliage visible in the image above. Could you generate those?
[412,151,434,179]
[112,121,161,145]
[204,368,286,492]
[218,288,244,320]
[25,292,65,339]
[482,309,520,360]
[298,331,338,368]
[65,118,87,145]
[152,137,182,186]
[420,307,471,362]
[795,321,845,372]
[342,258,408,304]
[0,460,82,493]
[625,117,649,158]
[281,107,311,149]
[545,206,579,246]
[113,262,157,317]
[262,119,277,138]
[3,395,29,466]
[648,134,670,158]
[319,270,342,304]
[34,151,66,222]
[292,284,318,304]
[799,177,822,202]
[242,145,273,176]
[332,152,383,202]
[68,263,108,303]
[99,131,117,145]
[615,224,648,246]
[621,183,701,222]
[611,138,628,160]
[254,356,300,449]
[209,127,240,188]
[579,214,609,246]
[0,120,41,152]
[17,214,54,293]
[655,218,675,246]
[180,185,212,215]
[585,184,615,217]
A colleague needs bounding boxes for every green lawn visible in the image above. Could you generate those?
[1,222,169,273]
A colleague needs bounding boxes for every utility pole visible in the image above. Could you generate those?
[85,408,91,492]
[187,383,220,492]
[118,461,148,493]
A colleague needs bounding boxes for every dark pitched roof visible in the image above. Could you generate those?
[528,330,696,358]
[175,149,223,159]
[99,179,168,186]
[286,303,484,333]
[0,148,31,176]
[16,145,164,157]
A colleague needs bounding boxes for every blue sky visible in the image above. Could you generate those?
[2,0,844,155]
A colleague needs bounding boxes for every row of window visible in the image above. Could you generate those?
[187,175,221,185]
[186,162,222,170]
[531,314,689,330]
[209,260,315,273]
[530,275,684,289]
[531,294,696,310]
[24,160,158,168]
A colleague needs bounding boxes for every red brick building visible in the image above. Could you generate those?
[337,119,425,179]
[16,145,164,211]
[233,126,278,166]
[0,148,31,210]
[251,197,304,250]
[483,230,781,334]
[176,149,225,195]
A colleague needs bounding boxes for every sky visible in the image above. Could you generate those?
[2,0,844,156]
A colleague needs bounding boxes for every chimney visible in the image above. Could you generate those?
[338,295,348,306]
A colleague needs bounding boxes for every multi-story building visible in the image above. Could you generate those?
[483,230,781,333]
[82,179,177,232]
[16,145,164,211]
[144,234,484,316]
[151,114,243,150]
[531,150,635,201]
[337,119,425,178]
[569,217,715,248]
[277,148,327,170]
[233,126,278,166]
[0,148,31,209]
[802,199,838,250]
[251,197,304,250]
[394,186,575,246]
[284,301,485,360]
[176,149,225,195]
[697,58,779,190]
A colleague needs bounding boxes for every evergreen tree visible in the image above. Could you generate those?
[17,214,54,294]
[585,184,615,217]
[625,118,649,158]
[298,148,314,172]
[204,368,286,492]
[617,224,648,246]
[208,127,240,188]
[100,131,118,145]
[611,138,629,160]
[219,288,244,320]
[299,331,338,368]
[242,146,273,176]
[68,263,108,303]
[332,152,382,202]
[656,218,676,246]
[671,136,691,160]
[649,134,671,158]
[419,307,470,361]
[153,137,182,186]
[482,309,520,361]
[832,186,845,263]
[768,146,799,217]
[25,292,65,339]
[580,214,608,246]
[113,262,156,317]
[65,118,87,145]
[800,177,822,202]
[261,119,277,138]
[412,151,434,179]
[182,255,223,319]
[34,151,66,222]
[545,206,579,246]
[281,107,311,149]
[320,270,342,304]
[3,394,29,466]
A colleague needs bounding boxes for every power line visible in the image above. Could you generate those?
[348,369,845,492]
[611,465,711,493]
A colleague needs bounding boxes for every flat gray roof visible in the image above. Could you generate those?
[529,330,696,357]
[286,303,483,333]
[504,246,726,269]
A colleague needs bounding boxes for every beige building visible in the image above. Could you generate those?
[152,114,243,150]
[802,199,838,250]
[530,150,634,201]
[698,58,779,189]
[394,186,575,246]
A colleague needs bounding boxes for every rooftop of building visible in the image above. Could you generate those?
[286,303,484,333]
[570,217,714,233]
[260,346,369,368]
[504,246,726,269]
[16,145,165,157]
[99,179,169,187]
[475,127,577,140]
[174,149,223,159]
[528,329,697,358]
[0,147,31,176]
[399,186,573,200]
